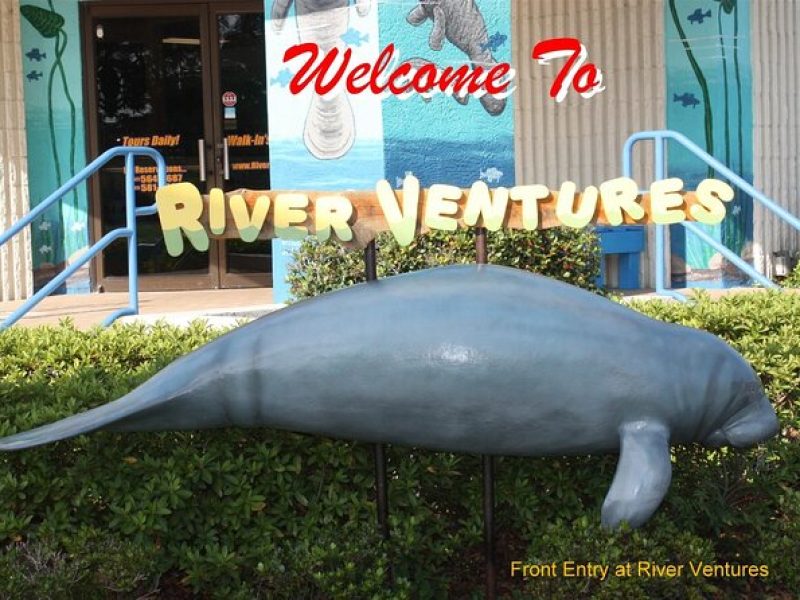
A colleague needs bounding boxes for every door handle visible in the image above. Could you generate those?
[222,138,230,181]
[198,138,206,183]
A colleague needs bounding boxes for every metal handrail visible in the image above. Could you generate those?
[0,146,166,329]
[623,130,791,301]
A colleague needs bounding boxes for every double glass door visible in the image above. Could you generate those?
[85,1,271,290]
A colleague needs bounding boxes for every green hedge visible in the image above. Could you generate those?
[288,228,602,300]
[0,291,798,598]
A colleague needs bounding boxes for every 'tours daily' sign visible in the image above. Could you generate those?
[155,176,735,255]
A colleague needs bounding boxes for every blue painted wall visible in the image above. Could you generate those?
[379,1,514,189]
[19,0,89,293]
[664,0,753,287]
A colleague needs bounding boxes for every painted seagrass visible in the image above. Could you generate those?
[0,265,779,528]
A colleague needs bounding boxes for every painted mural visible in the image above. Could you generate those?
[19,0,89,293]
[265,0,384,302]
[380,0,515,190]
[665,0,753,287]
[265,0,514,301]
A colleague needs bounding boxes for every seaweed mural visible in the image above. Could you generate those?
[665,0,753,284]
[21,3,78,217]
[20,0,88,292]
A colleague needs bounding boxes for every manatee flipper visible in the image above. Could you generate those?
[428,6,446,51]
[601,421,672,529]
[406,5,428,25]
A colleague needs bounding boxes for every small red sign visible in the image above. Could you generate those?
[222,91,237,107]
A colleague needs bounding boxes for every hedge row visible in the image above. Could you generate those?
[0,292,797,598]
[288,228,602,300]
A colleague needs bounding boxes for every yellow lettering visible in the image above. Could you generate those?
[691,178,735,224]
[230,194,271,242]
[275,193,309,241]
[155,182,209,256]
[557,181,598,228]
[463,181,509,231]
[510,561,522,577]
[510,185,550,230]
[424,184,462,231]
[376,176,419,246]
[209,188,226,235]
[651,178,686,224]
[315,195,354,242]
[599,177,645,225]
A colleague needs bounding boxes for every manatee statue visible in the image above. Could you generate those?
[0,266,778,528]
[406,0,507,116]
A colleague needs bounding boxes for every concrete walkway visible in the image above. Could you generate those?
[0,288,280,329]
[0,285,785,330]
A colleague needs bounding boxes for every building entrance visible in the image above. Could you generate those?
[83,0,270,291]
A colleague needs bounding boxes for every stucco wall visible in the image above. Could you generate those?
[0,0,33,301]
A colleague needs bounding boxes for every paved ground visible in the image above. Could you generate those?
[0,285,786,330]
[0,288,279,329]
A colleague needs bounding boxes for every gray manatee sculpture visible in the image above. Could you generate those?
[406,0,507,116]
[0,266,778,528]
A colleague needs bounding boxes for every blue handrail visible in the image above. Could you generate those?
[0,146,166,329]
[623,130,792,301]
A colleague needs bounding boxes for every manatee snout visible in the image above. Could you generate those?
[706,391,779,448]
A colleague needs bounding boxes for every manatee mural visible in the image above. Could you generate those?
[665,0,753,287]
[0,266,778,529]
[405,0,507,116]
[265,0,515,303]
[270,0,372,160]
[265,0,385,302]
[19,0,89,294]
[380,0,514,193]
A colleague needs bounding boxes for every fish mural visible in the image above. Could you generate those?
[479,167,503,184]
[25,47,46,61]
[673,92,701,108]
[0,266,778,529]
[340,26,369,47]
[269,67,294,88]
[687,8,712,24]
[26,70,43,82]
[481,31,507,52]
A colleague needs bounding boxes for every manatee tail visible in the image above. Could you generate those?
[0,349,211,452]
[0,380,178,451]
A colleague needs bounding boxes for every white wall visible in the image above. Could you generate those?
[512,0,667,288]
[752,0,800,276]
[0,0,33,302]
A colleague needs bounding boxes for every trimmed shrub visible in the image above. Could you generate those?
[0,290,797,598]
[287,228,602,300]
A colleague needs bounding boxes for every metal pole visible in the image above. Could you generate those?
[365,241,392,578]
[475,227,496,600]
[125,153,139,316]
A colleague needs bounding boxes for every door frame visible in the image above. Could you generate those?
[80,0,268,292]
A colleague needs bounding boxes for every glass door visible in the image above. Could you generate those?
[210,4,272,287]
[85,1,271,291]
